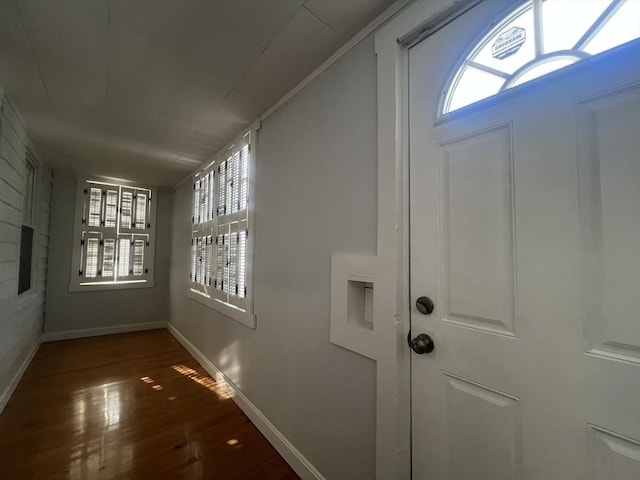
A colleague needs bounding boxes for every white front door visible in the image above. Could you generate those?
[408,2,640,479]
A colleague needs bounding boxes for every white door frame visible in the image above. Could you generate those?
[373,0,500,477]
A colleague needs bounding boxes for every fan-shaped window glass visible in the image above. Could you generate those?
[442,0,640,115]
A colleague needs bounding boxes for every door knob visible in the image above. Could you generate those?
[409,333,435,354]
[416,296,434,315]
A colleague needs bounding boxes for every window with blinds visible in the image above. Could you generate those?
[71,179,156,290]
[189,129,254,326]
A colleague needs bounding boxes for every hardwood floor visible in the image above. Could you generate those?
[0,329,300,480]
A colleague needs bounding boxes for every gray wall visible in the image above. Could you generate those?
[170,36,379,479]
[0,93,51,400]
[44,172,172,333]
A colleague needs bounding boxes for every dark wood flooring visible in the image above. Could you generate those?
[0,329,299,480]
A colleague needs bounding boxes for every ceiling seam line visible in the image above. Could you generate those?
[169,132,200,167]
[14,0,60,132]
[221,4,304,103]
[302,5,336,33]
[104,0,111,158]
[173,0,414,191]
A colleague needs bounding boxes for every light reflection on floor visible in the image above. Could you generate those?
[226,438,243,450]
[171,364,234,400]
[0,332,299,480]
[69,382,133,479]
[63,369,236,479]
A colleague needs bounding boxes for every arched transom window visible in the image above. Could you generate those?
[442,0,640,115]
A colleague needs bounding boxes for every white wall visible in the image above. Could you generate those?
[44,172,173,334]
[170,36,379,479]
[0,91,51,402]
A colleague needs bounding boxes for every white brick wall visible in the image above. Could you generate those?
[0,89,52,398]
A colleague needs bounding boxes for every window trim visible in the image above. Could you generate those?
[69,176,158,292]
[18,149,39,298]
[187,126,257,329]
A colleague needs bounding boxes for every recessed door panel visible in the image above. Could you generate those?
[589,425,640,480]
[440,126,516,336]
[443,373,521,480]
[577,85,640,363]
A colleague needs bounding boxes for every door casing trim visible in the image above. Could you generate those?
[373,0,488,477]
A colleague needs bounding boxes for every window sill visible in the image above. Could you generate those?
[188,289,256,329]
[68,279,155,293]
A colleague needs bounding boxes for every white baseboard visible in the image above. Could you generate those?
[167,323,324,480]
[0,338,41,415]
[42,321,168,342]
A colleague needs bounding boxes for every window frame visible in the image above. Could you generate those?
[17,149,38,297]
[69,177,158,292]
[439,0,640,117]
[187,127,257,329]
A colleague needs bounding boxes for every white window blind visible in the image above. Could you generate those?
[217,162,227,215]
[214,232,225,292]
[204,175,211,223]
[227,151,238,214]
[133,239,145,275]
[88,188,102,227]
[222,231,231,295]
[191,240,198,283]
[239,144,249,212]
[118,238,131,277]
[121,192,133,228]
[72,179,156,290]
[85,238,99,277]
[103,239,116,278]
[105,190,118,228]
[237,227,247,298]
[205,235,212,287]
[189,130,254,325]
[199,237,206,286]
[194,180,201,223]
[135,194,147,229]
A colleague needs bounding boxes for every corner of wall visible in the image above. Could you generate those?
[0,87,51,414]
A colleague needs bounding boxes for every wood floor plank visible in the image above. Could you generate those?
[0,330,300,480]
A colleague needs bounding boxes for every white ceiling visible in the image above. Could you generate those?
[0,0,397,188]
